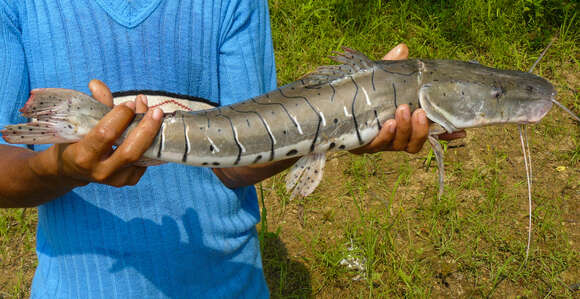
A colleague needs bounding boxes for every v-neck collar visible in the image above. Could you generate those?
[95,0,163,28]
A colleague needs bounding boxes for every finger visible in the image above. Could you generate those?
[78,105,137,159]
[135,94,149,114]
[382,43,409,61]
[100,165,147,187]
[369,119,397,152]
[102,108,163,170]
[406,109,429,153]
[391,104,412,151]
[89,79,114,108]
[439,130,467,141]
[350,119,396,154]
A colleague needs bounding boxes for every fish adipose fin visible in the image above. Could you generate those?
[1,89,109,144]
[299,47,376,88]
[285,153,326,200]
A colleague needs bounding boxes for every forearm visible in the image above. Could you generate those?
[212,157,299,189]
[0,145,84,208]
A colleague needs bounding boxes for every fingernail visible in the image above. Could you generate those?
[140,95,148,106]
[402,106,410,121]
[418,110,427,125]
[387,120,396,133]
[152,108,163,120]
[124,101,136,110]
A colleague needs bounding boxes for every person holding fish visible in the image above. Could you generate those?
[0,0,465,298]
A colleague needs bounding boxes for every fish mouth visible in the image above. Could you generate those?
[523,94,555,124]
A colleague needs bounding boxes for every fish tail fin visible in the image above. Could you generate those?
[1,88,110,144]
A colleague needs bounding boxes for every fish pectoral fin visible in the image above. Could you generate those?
[285,153,326,200]
[427,127,445,200]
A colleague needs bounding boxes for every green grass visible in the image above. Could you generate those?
[261,0,579,297]
[2,0,579,297]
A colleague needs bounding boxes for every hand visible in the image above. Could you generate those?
[31,80,164,187]
[351,44,465,155]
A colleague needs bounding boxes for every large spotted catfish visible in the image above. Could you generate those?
[1,48,565,199]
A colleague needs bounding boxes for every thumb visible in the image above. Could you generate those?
[382,43,409,61]
[89,79,114,108]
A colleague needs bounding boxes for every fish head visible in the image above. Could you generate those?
[418,60,555,132]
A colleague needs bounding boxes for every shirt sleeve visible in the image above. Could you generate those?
[218,0,276,106]
[0,1,30,147]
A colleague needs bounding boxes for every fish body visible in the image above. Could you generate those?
[1,48,557,198]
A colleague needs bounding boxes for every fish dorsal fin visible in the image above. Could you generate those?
[329,47,375,71]
[285,153,326,200]
[299,47,376,88]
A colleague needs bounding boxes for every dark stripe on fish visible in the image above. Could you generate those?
[229,106,275,161]
[349,76,363,145]
[278,88,322,152]
[250,98,299,128]
[181,113,188,162]
[157,122,165,158]
[216,114,242,165]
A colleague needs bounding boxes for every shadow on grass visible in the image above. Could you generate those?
[261,232,312,298]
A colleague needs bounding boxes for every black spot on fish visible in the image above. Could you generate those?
[443,92,446,97]
[28,128,32,131]
[334,118,338,124]
[67,125,72,129]
[39,102,44,105]
[317,92,321,96]
[200,127,203,130]
[283,130,287,135]
[217,128,221,133]
[339,145,346,150]
[202,162,208,166]
[253,155,262,163]
[212,162,220,166]
[286,149,298,156]
[526,85,534,92]
[17,126,22,129]
[314,170,318,174]
[329,142,336,150]
[209,145,214,152]
[461,91,465,95]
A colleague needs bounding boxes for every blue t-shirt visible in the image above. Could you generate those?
[0,0,277,297]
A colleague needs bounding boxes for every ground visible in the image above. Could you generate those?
[1,0,578,298]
